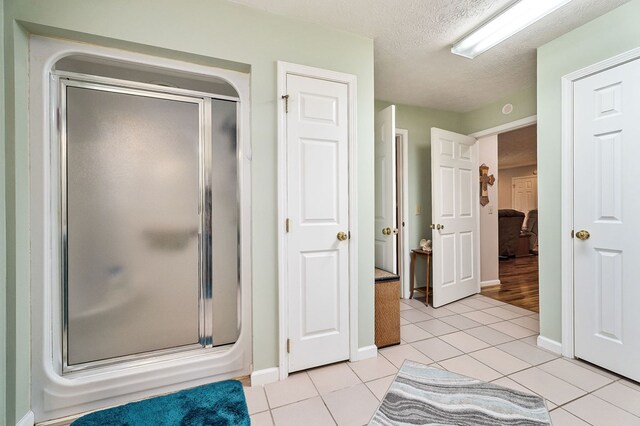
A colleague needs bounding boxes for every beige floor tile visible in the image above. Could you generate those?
[439,355,502,382]
[439,331,490,353]
[529,313,540,320]
[307,362,362,395]
[399,317,409,326]
[365,375,395,401]
[348,355,398,382]
[458,297,495,310]
[565,358,620,381]
[323,383,379,426]
[564,394,640,426]
[470,347,530,375]
[244,386,269,414]
[411,337,463,362]
[518,335,539,346]
[483,306,524,320]
[549,408,591,426]
[379,343,434,368]
[271,396,336,426]
[509,367,586,405]
[421,306,456,318]
[497,340,558,365]
[399,302,412,311]
[403,298,428,309]
[399,308,432,323]
[620,378,640,392]
[491,377,537,395]
[538,358,613,392]
[461,310,503,325]
[400,323,433,343]
[265,372,318,408]
[501,304,537,316]
[488,321,537,339]
[546,401,557,411]
[465,325,515,345]
[593,382,640,417]
[510,316,540,332]
[250,411,275,426]
[439,314,482,330]
[444,302,476,314]
[414,319,458,336]
[473,295,505,306]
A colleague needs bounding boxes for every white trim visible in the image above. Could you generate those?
[480,279,501,288]
[537,336,562,355]
[561,47,640,359]
[396,129,411,299]
[250,367,280,386]
[469,115,537,139]
[29,36,253,423]
[276,61,359,380]
[353,345,378,361]
[16,411,34,426]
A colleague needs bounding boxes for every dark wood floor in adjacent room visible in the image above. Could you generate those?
[481,255,539,313]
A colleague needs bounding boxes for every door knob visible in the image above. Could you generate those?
[436,224,444,230]
[575,230,590,240]
[337,231,348,241]
[430,224,436,229]
[382,227,392,235]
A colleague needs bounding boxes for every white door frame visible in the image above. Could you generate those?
[277,61,359,380]
[396,129,411,298]
[560,46,640,358]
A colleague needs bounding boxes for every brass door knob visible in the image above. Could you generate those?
[337,231,348,241]
[576,230,590,240]
[382,227,392,235]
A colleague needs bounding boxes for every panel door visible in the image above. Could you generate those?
[375,105,397,273]
[574,58,640,382]
[512,176,538,215]
[431,128,480,307]
[285,74,350,372]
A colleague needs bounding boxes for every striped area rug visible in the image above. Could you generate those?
[369,361,550,426]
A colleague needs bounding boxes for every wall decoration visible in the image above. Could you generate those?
[479,163,495,206]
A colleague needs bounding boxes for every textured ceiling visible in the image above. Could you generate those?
[498,124,537,169]
[227,0,629,111]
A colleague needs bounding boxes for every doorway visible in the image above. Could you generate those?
[479,124,540,313]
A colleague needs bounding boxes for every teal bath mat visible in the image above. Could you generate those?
[72,380,250,426]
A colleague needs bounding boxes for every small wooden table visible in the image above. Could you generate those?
[410,249,432,305]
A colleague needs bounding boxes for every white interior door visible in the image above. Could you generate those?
[285,73,350,373]
[512,176,538,214]
[375,105,397,272]
[574,58,640,382]
[431,128,480,307]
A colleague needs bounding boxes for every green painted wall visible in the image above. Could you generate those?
[3,0,375,422]
[463,85,537,134]
[1,0,7,423]
[537,0,640,343]
[374,101,465,286]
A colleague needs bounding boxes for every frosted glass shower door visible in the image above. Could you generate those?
[64,85,203,367]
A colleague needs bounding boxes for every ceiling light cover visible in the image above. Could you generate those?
[451,0,573,59]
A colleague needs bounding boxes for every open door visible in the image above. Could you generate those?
[375,105,397,273]
[431,128,480,307]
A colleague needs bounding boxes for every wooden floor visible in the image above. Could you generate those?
[481,255,539,313]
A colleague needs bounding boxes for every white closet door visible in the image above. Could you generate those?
[375,105,397,272]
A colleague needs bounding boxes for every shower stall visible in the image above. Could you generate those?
[56,61,242,373]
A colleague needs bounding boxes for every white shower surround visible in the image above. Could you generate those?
[29,36,252,423]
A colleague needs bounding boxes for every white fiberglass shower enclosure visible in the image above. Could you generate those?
[30,37,252,422]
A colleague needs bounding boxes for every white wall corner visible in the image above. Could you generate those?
[352,345,377,362]
[250,367,280,386]
[16,411,35,426]
[480,279,500,288]
[537,335,562,355]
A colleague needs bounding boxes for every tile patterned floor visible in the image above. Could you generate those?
[245,294,640,426]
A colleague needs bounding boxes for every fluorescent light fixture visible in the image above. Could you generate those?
[451,0,573,59]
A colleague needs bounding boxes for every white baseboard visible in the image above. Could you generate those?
[251,367,279,386]
[351,345,377,362]
[481,279,501,288]
[537,335,562,354]
[16,410,34,426]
